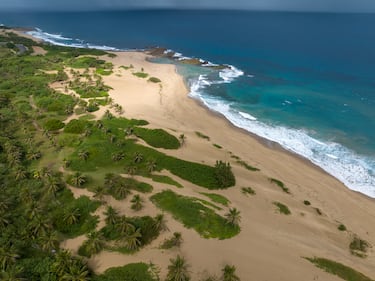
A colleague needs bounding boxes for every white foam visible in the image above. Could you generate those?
[219,65,244,83]
[239,111,257,121]
[26,28,120,51]
[187,74,375,198]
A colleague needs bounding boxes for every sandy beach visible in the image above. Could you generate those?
[56,50,374,280]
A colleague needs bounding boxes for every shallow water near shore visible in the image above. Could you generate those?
[1,10,375,196]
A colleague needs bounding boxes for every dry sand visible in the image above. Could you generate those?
[68,50,374,280]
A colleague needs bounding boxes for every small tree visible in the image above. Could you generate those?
[131,194,143,211]
[166,255,190,281]
[225,208,241,227]
[222,265,240,281]
[214,161,235,188]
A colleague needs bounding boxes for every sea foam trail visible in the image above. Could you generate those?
[26,28,120,51]
[188,73,375,198]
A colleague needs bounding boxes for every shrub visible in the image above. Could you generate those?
[269,178,290,194]
[241,187,256,195]
[303,200,311,206]
[273,202,291,215]
[148,77,161,83]
[64,119,89,134]
[93,263,156,281]
[43,118,64,131]
[133,127,180,149]
[350,236,371,258]
[338,224,347,231]
[133,72,148,78]
[195,131,210,140]
[214,161,235,188]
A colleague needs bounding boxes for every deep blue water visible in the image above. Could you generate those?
[1,10,375,196]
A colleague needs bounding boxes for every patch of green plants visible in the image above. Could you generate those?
[303,200,311,206]
[160,232,182,249]
[67,56,106,69]
[64,119,91,134]
[200,192,230,206]
[269,178,290,194]
[273,202,291,215]
[35,92,76,115]
[151,190,240,239]
[236,160,260,171]
[350,236,371,258]
[148,77,161,83]
[96,68,113,76]
[213,143,222,149]
[52,190,100,237]
[195,131,210,140]
[120,64,134,70]
[338,224,347,231]
[149,174,183,188]
[73,85,109,98]
[133,72,149,78]
[241,187,256,196]
[43,118,65,131]
[93,263,157,281]
[305,257,374,281]
[133,127,180,149]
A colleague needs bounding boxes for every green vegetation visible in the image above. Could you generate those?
[150,174,183,188]
[67,56,106,69]
[305,257,374,281]
[160,232,183,249]
[303,200,311,206]
[148,77,161,83]
[166,255,190,281]
[200,192,230,206]
[214,161,236,188]
[236,160,260,171]
[43,118,65,131]
[241,187,256,196]
[269,178,290,194]
[222,264,240,281]
[133,127,180,149]
[273,202,291,215]
[213,143,222,149]
[350,236,371,258]
[64,119,91,134]
[338,224,347,231]
[93,263,157,281]
[120,65,134,70]
[315,208,323,215]
[195,131,210,140]
[133,72,149,78]
[151,190,240,239]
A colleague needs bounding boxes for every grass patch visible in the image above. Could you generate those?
[133,72,148,78]
[150,174,183,188]
[67,56,106,69]
[269,178,290,194]
[64,119,91,134]
[195,131,210,140]
[148,77,161,83]
[200,192,230,206]
[241,187,256,196]
[133,127,180,149]
[93,263,156,281]
[303,200,311,206]
[236,160,260,171]
[43,118,65,131]
[338,224,347,231]
[273,202,291,215]
[151,190,239,239]
[213,143,222,149]
[96,68,113,76]
[350,236,371,258]
[120,65,134,70]
[305,257,374,281]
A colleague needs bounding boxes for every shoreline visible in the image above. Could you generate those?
[7,28,375,280]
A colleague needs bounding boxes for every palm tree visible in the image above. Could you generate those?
[147,160,157,173]
[51,250,72,277]
[93,186,105,202]
[84,231,105,256]
[0,246,19,270]
[78,151,89,161]
[29,217,51,239]
[14,168,27,180]
[114,184,131,199]
[124,228,142,251]
[171,232,183,247]
[104,206,119,226]
[116,216,134,235]
[221,265,240,281]
[126,165,137,177]
[153,213,168,232]
[27,150,41,161]
[70,172,86,187]
[40,231,59,252]
[148,262,161,281]
[61,259,90,281]
[0,198,10,213]
[112,152,125,162]
[133,152,143,163]
[0,265,24,281]
[131,194,143,211]
[0,212,10,228]
[225,208,241,227]
[45,176,61,197]
[63,208,81,225]
[166,255,190,281]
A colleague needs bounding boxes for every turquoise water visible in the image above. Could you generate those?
[1,10,374,196]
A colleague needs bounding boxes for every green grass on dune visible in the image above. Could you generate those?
[149,174,183,188]
[93,263,156,281]
[305,257,374,281]
[151,190,239,239]
[200,192,230,206]
[133,127,180,149]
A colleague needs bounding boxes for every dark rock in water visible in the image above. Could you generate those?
[147,47,169,56]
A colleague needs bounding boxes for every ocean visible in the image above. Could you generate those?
[1,10,374,197]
